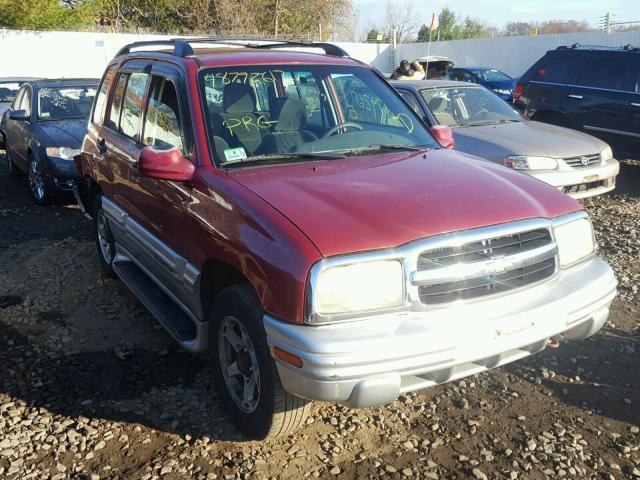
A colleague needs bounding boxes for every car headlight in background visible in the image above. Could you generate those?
[553,216,595,267]
[46,147,81,160]
[505,155,558,170]
[600,145,613,162]
[310,259,404,321]
[493,88,513,95]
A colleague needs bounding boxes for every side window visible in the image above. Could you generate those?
[253,80,271,112]
[143,76,184,153]
[533,55,582,83]
[93,65,117,125]
[576,56,635,91]
[19,88,31,116]
[398,90,421,115]
[11,88,25,110]
[109,73,128,130]
[120,72,149,139]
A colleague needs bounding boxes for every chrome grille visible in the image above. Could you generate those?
[562,153,600,169]
[414,228,556,305]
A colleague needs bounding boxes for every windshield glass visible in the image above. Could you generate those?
[38,86,97,120]
[473,69,511,82]
[199,65,437,166]
[0,82,22,103]
[420,86,523,127]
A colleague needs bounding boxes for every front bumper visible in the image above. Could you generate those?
[42,156,82,191]
[265,256,616,408]
[527,158,619,200]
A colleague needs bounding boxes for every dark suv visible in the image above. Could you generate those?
[75,38,616,439]
[514,44,640,157]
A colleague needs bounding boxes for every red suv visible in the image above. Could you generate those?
[75,38,617,439]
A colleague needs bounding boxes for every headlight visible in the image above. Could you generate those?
[46,147,81,160]
[553,216,595,267]
[505,155,558,170]
[493,88,512,95]
[600,145,613,162]
[310,259,404,321]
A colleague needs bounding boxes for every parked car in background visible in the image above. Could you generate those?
[0,77,40,148]
[2,78,98,204]
[393,80,619,199]
[514,44,640,158]
[448,67,518,102]
[76,38,616,440]
[416,55,454,79]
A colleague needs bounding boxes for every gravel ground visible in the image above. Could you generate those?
[0,155,638,480]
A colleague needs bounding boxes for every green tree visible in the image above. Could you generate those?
[460,17,485,39]
[437,7,458,40]
[366,28,382,42]
[416,24,432,42]
[0,0,83,30]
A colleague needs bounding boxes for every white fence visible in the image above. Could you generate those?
[1,28,639,80]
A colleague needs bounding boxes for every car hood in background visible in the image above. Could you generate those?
[484,78,517,90]
[453,120,607,163]
[38,118,88,148]
[228,149,581,257]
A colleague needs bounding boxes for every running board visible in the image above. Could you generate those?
[112,261,198,343]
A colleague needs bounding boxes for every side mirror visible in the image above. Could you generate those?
[138,146,195,181]
[431,125,455,149]
[9,110,29,121]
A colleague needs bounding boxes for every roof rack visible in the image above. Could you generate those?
[556,43,639,52]
[115,37,350,59]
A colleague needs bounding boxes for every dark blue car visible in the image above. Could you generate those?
[1,78,98,205]
[448,67,518,102]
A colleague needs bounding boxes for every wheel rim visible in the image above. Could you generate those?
[28,159,45,200]
[218,316,261,414]
[96,209,114,264]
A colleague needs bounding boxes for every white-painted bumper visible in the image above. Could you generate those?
[265,256,616,407]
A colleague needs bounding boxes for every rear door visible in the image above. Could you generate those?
[572,53,637,145]
[628,69,640,155]
[526,52,585,122]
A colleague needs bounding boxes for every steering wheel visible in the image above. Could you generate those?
[322,122,364,138]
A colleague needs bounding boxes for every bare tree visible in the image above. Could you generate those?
[382,0,418,43]
[504,21,531,36]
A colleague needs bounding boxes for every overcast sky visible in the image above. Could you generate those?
[353,0,640,30]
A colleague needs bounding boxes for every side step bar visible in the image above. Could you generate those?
[113,261,198,343]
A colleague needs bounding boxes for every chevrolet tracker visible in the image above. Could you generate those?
[74,38,618,439]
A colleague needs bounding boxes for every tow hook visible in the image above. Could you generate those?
[546,337,560,349]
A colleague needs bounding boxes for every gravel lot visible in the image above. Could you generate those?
[0,154,638,480]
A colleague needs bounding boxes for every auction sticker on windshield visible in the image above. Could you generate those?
[224,147,247,162]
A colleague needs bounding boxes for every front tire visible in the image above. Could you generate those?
[92,193,117,279]
[27,155,52,205]
[210,284,311,439]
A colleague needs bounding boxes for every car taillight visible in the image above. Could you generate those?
[514,84,524,103]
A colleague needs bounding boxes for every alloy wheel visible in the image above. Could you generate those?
[28,158,45,200]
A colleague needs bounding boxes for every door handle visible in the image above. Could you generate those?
[97,137,107,155]
[568,94,583,100]
[630,102,640,108]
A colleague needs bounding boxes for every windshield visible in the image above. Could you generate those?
[420,86,523,127]
[199,65,437,167]
[37,86,97,121]
[0,82,22,103]
[473,69,511,82]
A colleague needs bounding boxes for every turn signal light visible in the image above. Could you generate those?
[273,346,303,368]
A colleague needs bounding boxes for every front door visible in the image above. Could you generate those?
[5,85,33,170]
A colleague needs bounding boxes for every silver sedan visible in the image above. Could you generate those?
[392,80,619,199]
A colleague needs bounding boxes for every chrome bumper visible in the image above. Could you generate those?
[265,256,616,408]
[528,158,620,200]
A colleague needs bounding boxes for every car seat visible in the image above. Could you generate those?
[259,98,317,154]
[213,82,263,155]
[428,97,456,126]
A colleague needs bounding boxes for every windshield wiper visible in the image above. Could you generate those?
[458,119,520,127]
[338,144,430,155]
[223,151,346,166]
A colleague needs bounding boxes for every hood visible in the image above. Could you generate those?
[453,120,607,163]
[228,149,581,257]
[37,118,88,148]
[484,78,517,90]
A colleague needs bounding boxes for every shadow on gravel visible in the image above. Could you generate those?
[510,327,640,426]
[0,321,246,442]
[616,161,640,197]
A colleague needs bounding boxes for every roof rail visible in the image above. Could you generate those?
[556,43,639,52]
[114,37,350,59]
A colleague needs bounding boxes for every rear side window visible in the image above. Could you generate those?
[109,74,128,130]
[120,72,149,139]
[533,55,582,83]
[398,90,421,115]
[576,55,635,91]
[143,76,184,152]
[93,65,117,124]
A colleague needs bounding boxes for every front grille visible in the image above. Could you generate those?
[415,228,556,305]
[562,153,600,169]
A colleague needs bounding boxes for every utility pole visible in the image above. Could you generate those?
[600,13,612,33]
